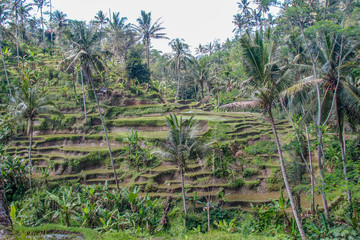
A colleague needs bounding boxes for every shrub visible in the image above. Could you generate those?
[229,178,245,189]
[243,168,258,178]
[244,141,277,155]
[245,179,261,189]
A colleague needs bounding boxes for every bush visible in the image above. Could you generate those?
[244,141,277,155]
[229,178,245,189]
[243,168,258,178]
[245,179,261,189]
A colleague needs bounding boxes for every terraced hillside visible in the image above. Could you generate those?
[8,99,320,211]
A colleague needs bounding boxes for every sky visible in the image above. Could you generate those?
[50,0,240,53]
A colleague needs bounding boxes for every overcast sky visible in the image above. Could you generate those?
[50,0,240,53]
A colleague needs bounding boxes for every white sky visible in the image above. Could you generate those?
[50,0,240,53]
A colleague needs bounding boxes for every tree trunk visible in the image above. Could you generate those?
[0,35,12,98]
[15,18,21,72]
[175,64,181,101]
[335,97,352,205]
[268,108,306,240]
[299,23,329,219]
[207,206,210,231]
[41,8,45,46]
[146,42,150,70]
[180,167,187,215]
[316,84,330,219]
[88,72,120,192]
[305,124,315,213]
[28,119,33,189]
[80,69,88,124]
[0,176,12,231]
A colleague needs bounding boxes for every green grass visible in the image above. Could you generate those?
[13,224,99,240]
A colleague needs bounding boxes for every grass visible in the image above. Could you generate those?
[13,224,99,240]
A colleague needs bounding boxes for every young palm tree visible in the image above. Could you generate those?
[221,32,306,239]
[134,10,168,69]
[168,38,191,101]
[154,114,211,215]
[11,73,62,189]
[60,21,120,191]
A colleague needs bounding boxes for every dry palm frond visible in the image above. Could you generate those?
[220,100,259,111]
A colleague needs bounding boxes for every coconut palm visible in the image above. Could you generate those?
[168,38,191,101]
[0,4,12,98]
[190,58,210,101]
[134,10,168,70]
[52,10,67,45]
[154,114,211,215]
[221,31,306,239]
[94,10,108,29]
[11,73,62,189]
[60,21,120,191]
[33,0,48,45]
[105,12,136,61]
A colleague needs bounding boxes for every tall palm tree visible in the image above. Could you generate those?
[52,10,67,45]
[94,10,108,29]
[134,10,168,70]
[105,12,136,61]
[190,58,210,100]
[221,32,306,239]
[168,38,191,101]
[60,21,120,191]
[0,4,12,98]
[11,73,62,189]
[154,114,211,215]
[33,0,48,45]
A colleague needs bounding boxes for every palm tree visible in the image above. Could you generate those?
[168,38,191,101]
[52,10,67,45]
[11,73,62,189]
[105,12,136,62]
[11,0,23,71]
[154,114,211,215]
[134,10,168,70]
[0,4,12,98]
[190,58,210,101]
[94,10,108,29]
[60,21,120,191]
[33,0,48,45]
[221,32,306,239]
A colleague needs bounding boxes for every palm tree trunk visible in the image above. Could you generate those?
[180,167,187,215]
[41,8,45,46]
[0,176,12,230]
[268,108,306,240]
[88,72,120,192]
[0,35,12,98]
[175,67,181,101]
[15,19,21,72]
[146,42,150,70]
[335,96,352,205]
[305,124,315,213]
[28,119,33,189]
[299,23,329,218]
[80,69,88,124]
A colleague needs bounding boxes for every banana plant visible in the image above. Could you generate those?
[97,208,118,232]
[214,218,237,233]
[48,186,81,227]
